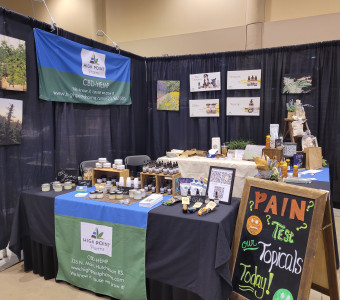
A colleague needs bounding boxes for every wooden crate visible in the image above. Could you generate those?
[156,173,181,196]
[262,148,283,162]
[92,168,129,186]
[140,172,157,190]
[140,172,181,196]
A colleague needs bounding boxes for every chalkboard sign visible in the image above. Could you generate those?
[190,195,206,203]
[230,177,328,300]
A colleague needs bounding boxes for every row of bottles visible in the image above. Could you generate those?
[143,161,179,175]
[143,177,173,195]
[183,190,220,215]
[280,158,298,178]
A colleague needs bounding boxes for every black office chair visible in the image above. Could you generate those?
[125,155,151,177]
[79,160,98,177]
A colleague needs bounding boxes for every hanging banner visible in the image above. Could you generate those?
[55,191,152,300]
[34,29,131,105]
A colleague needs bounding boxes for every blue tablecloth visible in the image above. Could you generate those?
[298,167,330,182]
[55,188,165,228]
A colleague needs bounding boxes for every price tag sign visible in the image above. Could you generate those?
[206,201,217,210]
[193,202,203,208]
[182,197,190,205]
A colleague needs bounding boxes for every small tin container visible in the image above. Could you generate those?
[129,189,136,198]
[134,190,142,200]
[114,159,123,165]
[103,162,111,168]
[64,181,72,190]
[41,183,50,192]
[53,183,62,192]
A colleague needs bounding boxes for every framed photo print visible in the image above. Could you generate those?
[206,166,236,204]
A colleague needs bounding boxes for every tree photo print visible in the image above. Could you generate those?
[0,98,23,145]
[0,34,27,92]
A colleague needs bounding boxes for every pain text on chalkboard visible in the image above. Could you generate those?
[232,186,314,300]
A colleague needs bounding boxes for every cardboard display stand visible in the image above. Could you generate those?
[230,177,338,300]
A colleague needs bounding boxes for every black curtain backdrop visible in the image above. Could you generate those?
[0,7,147,250]
[1,6,340,251]
[146,44,340,206]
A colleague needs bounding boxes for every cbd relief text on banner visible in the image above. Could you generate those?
[34,28,131,105]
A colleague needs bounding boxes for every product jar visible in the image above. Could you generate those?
[129,189,136,198]
[41,183,50,192]
[53,183,62,192]
[134,190,142,200]
[64,181,72,190]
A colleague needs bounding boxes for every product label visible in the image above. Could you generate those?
[182,197,190,205]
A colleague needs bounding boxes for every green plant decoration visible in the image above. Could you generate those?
[225,139,253,150]
[322,156,327,167]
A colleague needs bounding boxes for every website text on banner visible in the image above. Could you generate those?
[34,28,131,105]
[54,191,153,300]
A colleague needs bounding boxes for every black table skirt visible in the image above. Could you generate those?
[23,237,203,300]
[11,187,240,300]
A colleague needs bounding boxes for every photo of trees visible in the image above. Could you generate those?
[0,34,27,91]
[0,98,23,145]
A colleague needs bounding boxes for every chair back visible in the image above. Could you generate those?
[124,155,151,167]
[125,155,151,177]
[79,160,98,176]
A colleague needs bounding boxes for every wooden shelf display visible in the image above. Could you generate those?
[262,148,283,162]
[283,118,310,143]
[140,172,181,196]
[92,168,130,186]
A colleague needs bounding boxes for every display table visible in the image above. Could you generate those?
[9,187,240,300]
[158,155,258,198]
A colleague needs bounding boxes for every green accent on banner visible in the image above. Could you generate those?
[38,66,131,105]
[55,214,146,300]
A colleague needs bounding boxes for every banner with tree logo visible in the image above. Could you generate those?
[55,191,151,300]
[34,29,131,105]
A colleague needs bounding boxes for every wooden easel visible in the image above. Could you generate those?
[229,178,339,300]
[311,197,339,299]
[282,118,310,143]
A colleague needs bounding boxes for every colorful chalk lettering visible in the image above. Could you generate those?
[255,191,306,222]
[239,263,274,299]
[271,221,294,243]
[242,240,259,251]
[258,242,303,274]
